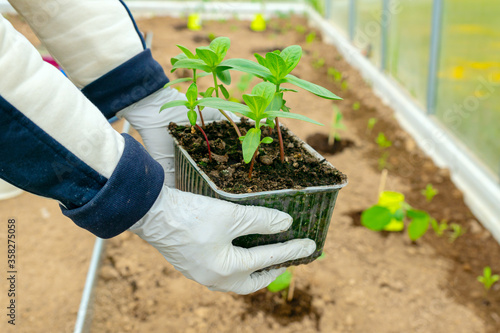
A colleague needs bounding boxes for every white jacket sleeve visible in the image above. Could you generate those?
[8,0,169,119]
[0,14,164,238]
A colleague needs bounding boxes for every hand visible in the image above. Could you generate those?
[118,87,238,187]
[129,186,316,294]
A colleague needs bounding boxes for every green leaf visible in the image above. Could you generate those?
[393,208,405,221]
[176,45,196,59]
[203,87,215,98]
[196,47,220,68]
[251,82,276,105]
[261,137,273,144]
[209,37,230,62]
[185,83,198,103]
[254,53,267,67]
[361,205,392,231]
[264,111,323,126]
[197,97,252,117]
[280,88,299,93]
[164,77,194,88]
[267,270,292,292]
[265,52,288,81]
[242,128,261,163]
[243,95,268,119]
[172,58,211,73]
[266,118,276,128]
[216,67,232,85]
[407,209,430,241]
[222,58,274,81]
[283,74,342,100]
[279,45,302,74]
[266,93,283,112]
[160,100,189,112]
[171,53,187,66]
[219,85,230,99]
[187,110,197,126]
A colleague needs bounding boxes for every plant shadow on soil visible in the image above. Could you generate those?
[239,287,321,329]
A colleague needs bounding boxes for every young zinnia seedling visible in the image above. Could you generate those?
[477,266,499,293]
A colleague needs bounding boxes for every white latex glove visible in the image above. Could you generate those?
[118,87,239,187]
[129,186,316,294]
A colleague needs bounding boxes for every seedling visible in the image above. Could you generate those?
[378,151,389,170]
[449,223,465,243]
[477,266,499,293]
[327,67,342,82]
[312,57,325,69]
[328,105,346,146]
[267,266,297,302]
[306,31,316,44]
[295,24,307,34]
[421,184,438,202]
[341,80,349,91]
[431,218,448,236]
[361,191,431,241]
[207,32,216,42]
[376,132,392,148]
[163,37,340,178]
[366,117,378,134]
[352,101,361,110]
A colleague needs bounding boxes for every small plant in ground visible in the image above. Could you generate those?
[327,67,343,82]
[306,31,316,44]
[312,57,325,69]
[328,105,346,146]
[295,24,307,34]
[378,152,389,170]
[366,117,378,134]
[267,267,294,301]
[477,266,499,293]
[361,191,431,241]
[421,183,439,202]
[352,101,361,110]
[376,132,392,148]
[449,223,465,243]
[431,218,448,236]
[207,32,216,42]
[341,80,349,91]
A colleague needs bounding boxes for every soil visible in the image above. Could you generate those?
[3,12,500,333]
[169,119,346,194]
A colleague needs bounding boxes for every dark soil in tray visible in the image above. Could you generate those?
[168,119,346,194]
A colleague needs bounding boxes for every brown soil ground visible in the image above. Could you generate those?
[2,13,499,333]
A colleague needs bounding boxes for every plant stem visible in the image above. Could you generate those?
[378,168,388,198]
[195,124,212,162]
[212,72,242,137]
[196,105,206,128]
[275,117,285,163]
[248,150,258,180]
[286,266,296,302]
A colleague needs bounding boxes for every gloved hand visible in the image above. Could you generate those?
[129,186,316,294]
[118,87,238,187]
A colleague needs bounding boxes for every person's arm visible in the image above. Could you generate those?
[0,13,315,294]
[8,0,233,187]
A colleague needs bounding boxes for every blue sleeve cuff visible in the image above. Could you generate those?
[61,134,165,238]
[81,49,169,119]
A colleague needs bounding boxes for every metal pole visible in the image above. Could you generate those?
[380,0,390,71]
[426,0,444,115]
[348,0,356,41]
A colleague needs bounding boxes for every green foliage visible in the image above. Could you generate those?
[449,223,465,243]
[352,101,361,110]
[367,117,378,133]
[312,58,325,69]
[421,184,439,202]
[361,192,431,241]
[327,67,342,82]
[477,266,499,292]
[430,218,448,236]
[267,269,293,292]
[341,80,349,91]
[306,31,316,44]
[295,24,307,34]
[376,132,392,148]
[378,151,389,170]
[329,105,346,143]
[237,73,255,93]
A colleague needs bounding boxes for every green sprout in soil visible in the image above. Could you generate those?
[477,266,499,293]
[366,117,378,134]
[376,132,392,148]
[421,183,439,202]
[306,31,316,44]
[163,38,340,178]
[378,152,389,170]
[312,57,325,69]
[431,218,448,236]
[352,101,361,110]
[207,32,216,42]
[449,223,465,243]
[267,267,295,301]
[341,80,349,91]
[295,24,307,34]
[361,192,431,241]
[327,67,343,82]
[328,105,346,146]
